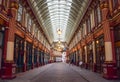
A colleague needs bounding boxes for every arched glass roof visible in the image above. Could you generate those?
[29,0,89,44]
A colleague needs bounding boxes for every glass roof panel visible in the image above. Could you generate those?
[29,0,89,44]
[47,0,72,41]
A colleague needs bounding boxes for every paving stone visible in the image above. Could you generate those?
[0,63,120,82]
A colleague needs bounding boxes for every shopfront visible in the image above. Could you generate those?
[41,51,44,65]
[0,31,4,75]
[114,25,120,77]
[26,42,32,70]
[34,48,38,67]
[14,35,24,73]
[95,35,105,73]
[87,42,93,70]
[39,50,42,65]
[82,47,86,67]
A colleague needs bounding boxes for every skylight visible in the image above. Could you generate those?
[47,0,72,42]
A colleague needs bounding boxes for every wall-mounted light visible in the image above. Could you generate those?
[96,40,99,44]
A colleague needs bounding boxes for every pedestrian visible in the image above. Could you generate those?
[79,60,83,68]
[69,59,74,65]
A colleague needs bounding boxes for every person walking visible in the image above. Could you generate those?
[79,60,83,68]
[70,59,74,65]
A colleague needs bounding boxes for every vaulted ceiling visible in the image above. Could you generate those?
[28,0,89,44]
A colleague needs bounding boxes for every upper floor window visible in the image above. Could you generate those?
[25,13,28,27]
[0,0,2,4]
[34,27,38,37]
[87,17,91,34]
[28,15,32,32]
[83,21,87,35]
[97,5,101,24]
[17,4,23,22]
[112,0,118,9]
[0,0,9,10]
[94,4,102,26]
[90,9,95,29]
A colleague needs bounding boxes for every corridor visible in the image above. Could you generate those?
[1,63,119,82]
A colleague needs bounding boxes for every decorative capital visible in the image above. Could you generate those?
[100,1,109,9]
[10,1,19,9]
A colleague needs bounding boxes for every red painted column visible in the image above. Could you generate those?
[1,1,18,79]
[100,1,118,79]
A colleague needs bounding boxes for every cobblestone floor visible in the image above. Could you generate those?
[1,62,120,82]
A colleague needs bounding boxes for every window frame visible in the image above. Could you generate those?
[17,3,23,22]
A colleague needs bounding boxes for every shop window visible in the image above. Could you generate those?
[87,43,93,70]
[34,48,37,66]
[26,42,32,70]
[114,26,120,42]
[17,3,23,22]
[95,36,105,73]
[39,51,41,64]
[14,35,24,73]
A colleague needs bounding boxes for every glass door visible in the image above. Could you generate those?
[116,47,120,77]
[96,36,105,73]
[0,31,4,70]
[26,42,32,70]
[14,35,24,73]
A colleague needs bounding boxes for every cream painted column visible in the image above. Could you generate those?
[32,46,34,64]
[6,42,14,61]
[24,41,26,63]
[84,46,87,63]
[92,40,96,63]
[80,48,82,61]
[105,42,113,61]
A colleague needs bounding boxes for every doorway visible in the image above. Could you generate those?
[0,31,4,70]
[115,47,120,77]
[95,36,105,73]
[14,35,24,73]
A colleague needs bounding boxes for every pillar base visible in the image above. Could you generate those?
[102,62,118,79]
[23,63,26,72]
[37,62,39,67]
[1,62,16,79]
[76,61,79,66]
[0,69,1,78]
[66,60,70,63]
[92,63,97,72]
[85,63,88,69]
[32,63,34,69]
